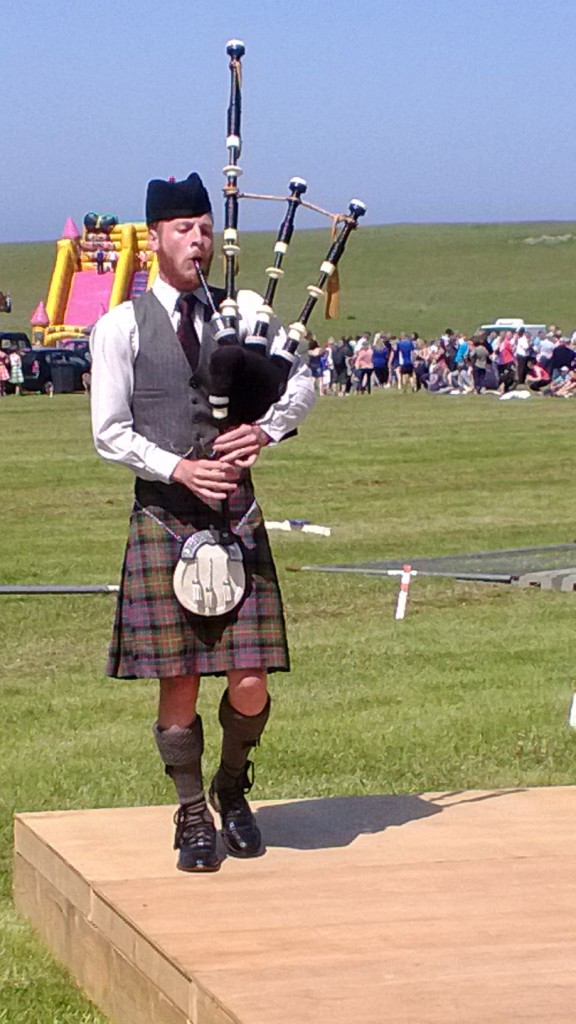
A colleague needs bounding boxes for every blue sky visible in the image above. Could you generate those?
[3,0,576,242]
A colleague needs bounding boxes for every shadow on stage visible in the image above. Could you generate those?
[255,788,525,851]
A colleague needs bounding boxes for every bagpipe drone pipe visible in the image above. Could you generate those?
[194,39,367,429]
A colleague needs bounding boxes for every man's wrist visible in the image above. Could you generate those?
[170,458,189,483]
[254,425,271,447]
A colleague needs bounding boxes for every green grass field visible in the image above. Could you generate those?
[3,219,576,341]
[1,387,576,1021]
[1,223,576,1018]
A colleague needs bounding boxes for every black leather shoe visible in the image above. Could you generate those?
[173,803,221,872]
[209,761,263,858]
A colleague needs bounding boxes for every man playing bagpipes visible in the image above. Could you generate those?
[90,171,316,872]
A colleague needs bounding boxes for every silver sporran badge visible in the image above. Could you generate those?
[173,530,247,617]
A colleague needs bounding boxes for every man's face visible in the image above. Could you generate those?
[149,214,214,291]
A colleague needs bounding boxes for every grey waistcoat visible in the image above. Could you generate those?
[132,289,220,459]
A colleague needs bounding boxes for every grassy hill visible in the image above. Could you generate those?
[1,221,576,340]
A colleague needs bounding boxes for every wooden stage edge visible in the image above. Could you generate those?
[13,787,576,1024]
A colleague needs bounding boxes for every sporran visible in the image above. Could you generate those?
[173,529,247,617]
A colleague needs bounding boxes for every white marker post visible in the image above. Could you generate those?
[394,564,413,621]
[265,520,331,536]
[568,692,576,728]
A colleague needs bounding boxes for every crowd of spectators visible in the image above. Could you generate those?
[306,326,576,399]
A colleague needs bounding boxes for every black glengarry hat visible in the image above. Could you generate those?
[146,172,212,225]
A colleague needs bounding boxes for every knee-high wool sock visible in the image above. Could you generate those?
[217,690,271,783]
[153,716,205,808]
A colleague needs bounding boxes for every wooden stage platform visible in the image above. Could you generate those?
[13,786,576,1024]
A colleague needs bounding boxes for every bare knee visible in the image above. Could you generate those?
[226,669,268,716]
[158,674,201,728]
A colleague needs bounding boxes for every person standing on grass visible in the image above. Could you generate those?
[8,348,23,396]
[353,338,374,394]
[331,336,351,395]
[372,334,390,388]
[451,333,472,391]
[440,328,457,371]
[307,338,324,393]
[549,337,576,377]
[397,332,416,392]
[329,337,342,392]
[469,336,490,393]
[90,172,315,874]
[538,332,555,375]
[513,328,532,384]
[0,348,9,397]
[453,333,469,369]
[388,335,400,388]
[320,343,333,395]
[495,331,516,393]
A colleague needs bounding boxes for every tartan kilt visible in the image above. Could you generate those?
[107,479,290,680]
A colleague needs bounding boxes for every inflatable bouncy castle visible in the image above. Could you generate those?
[32,214,157,345]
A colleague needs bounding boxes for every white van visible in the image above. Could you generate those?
[479,318,546,336]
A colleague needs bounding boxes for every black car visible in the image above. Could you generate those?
[0,331,31,351]
[6,348,91,394]
[59,337,91,358]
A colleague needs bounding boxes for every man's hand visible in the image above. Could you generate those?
[170,458,240,501]
[213,424,270,469]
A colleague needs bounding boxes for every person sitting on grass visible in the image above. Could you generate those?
[554,367,576,398]
[413,353,429,391]
[525,358,551,392]
[452,361,473,393]
[427,351,451,392]
[549,366,573,397]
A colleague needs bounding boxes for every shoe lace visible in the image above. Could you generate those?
[173,804,214,849]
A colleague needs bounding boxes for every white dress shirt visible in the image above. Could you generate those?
[90,276,316,483]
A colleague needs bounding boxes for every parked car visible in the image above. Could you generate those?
[5,348,90,394]
[479,318,546,337]
[0,331,31,350]
[58,336,91,358]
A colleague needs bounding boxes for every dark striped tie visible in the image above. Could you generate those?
[176,293,201,371]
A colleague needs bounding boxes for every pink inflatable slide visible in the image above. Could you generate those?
[64,272,114,328]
